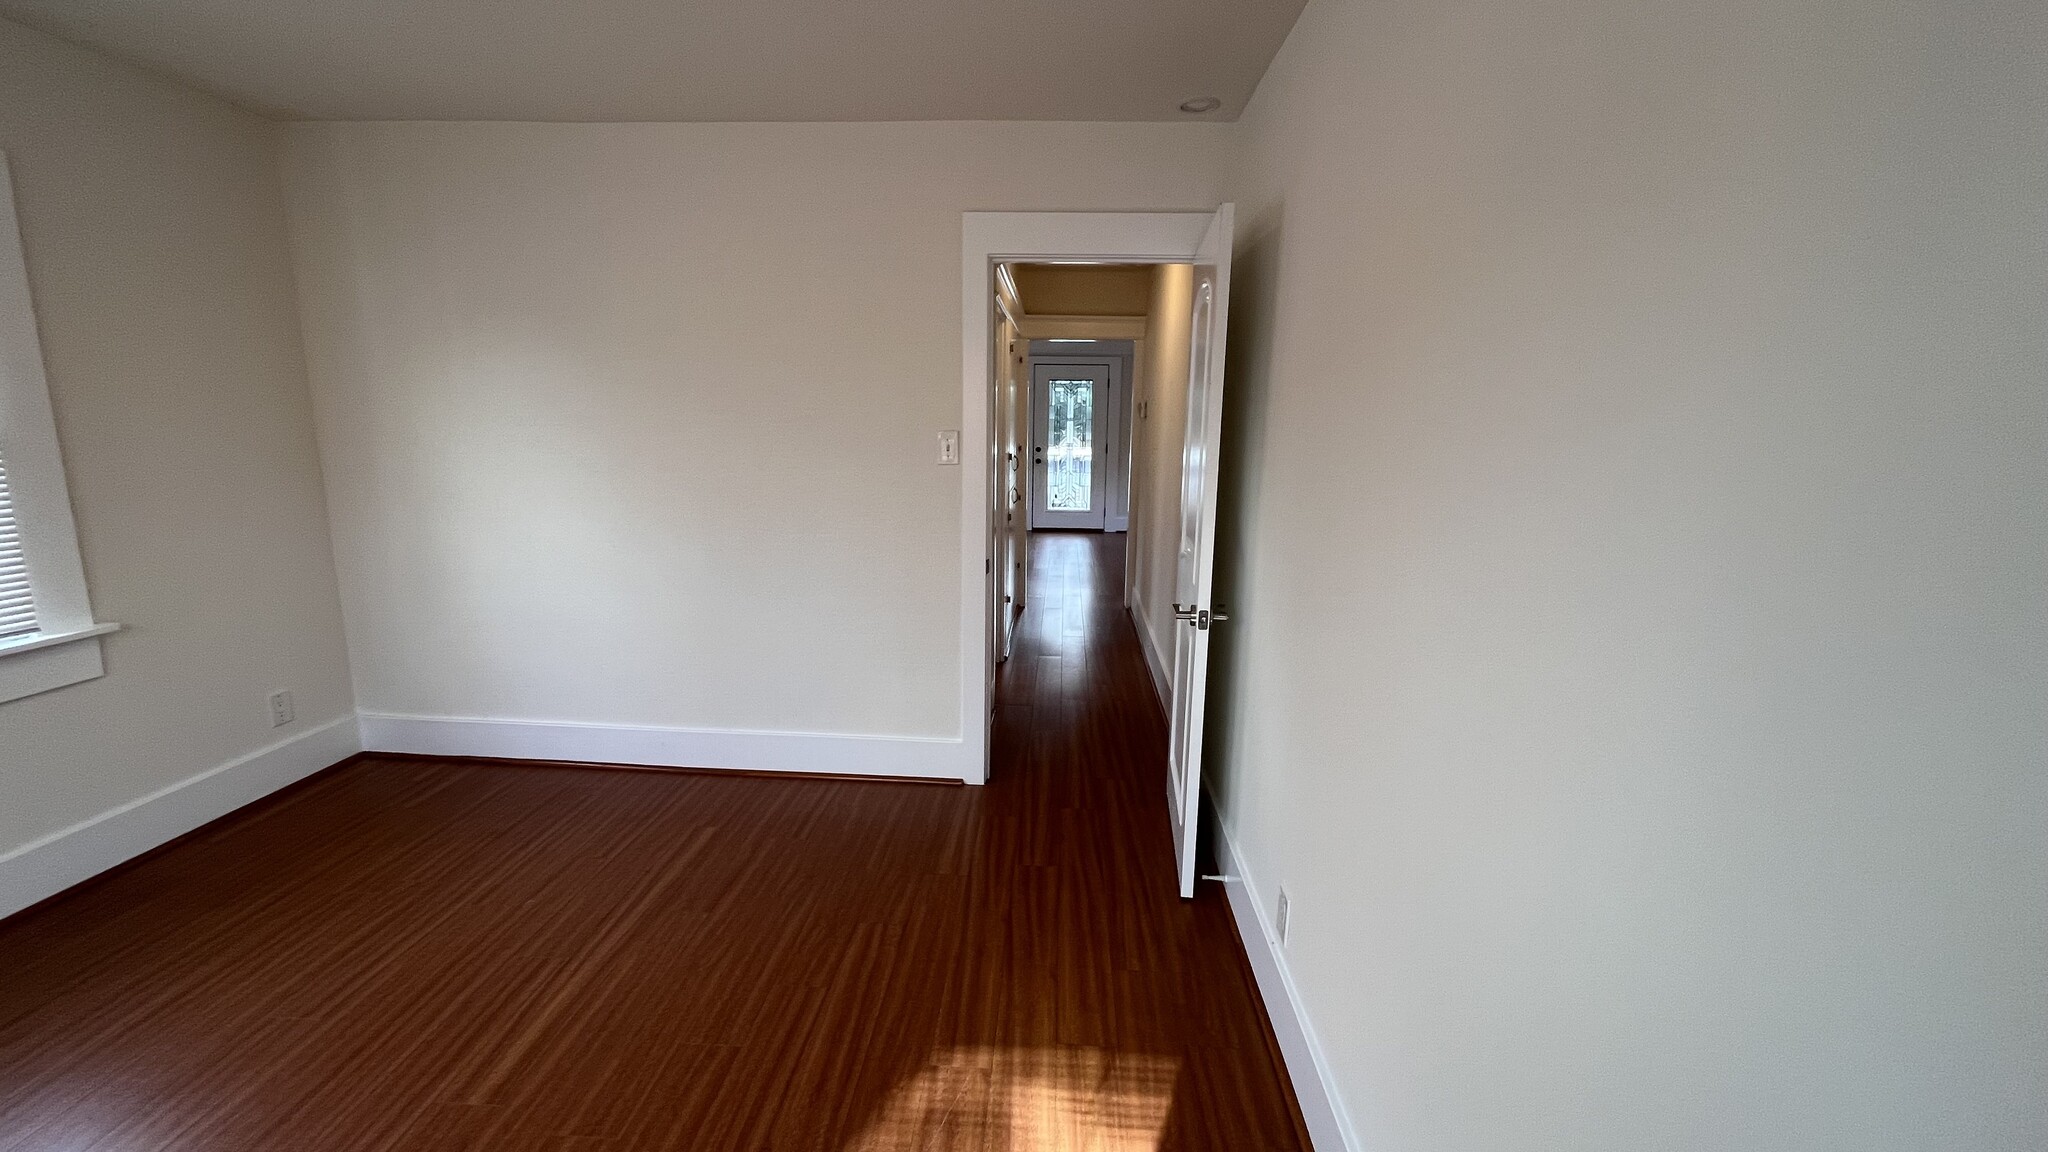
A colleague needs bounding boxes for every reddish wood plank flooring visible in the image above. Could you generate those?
[0,531,1309,1150]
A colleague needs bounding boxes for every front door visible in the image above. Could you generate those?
[1030,364,1110,530]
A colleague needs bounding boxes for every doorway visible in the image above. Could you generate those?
[965,208,1235,898]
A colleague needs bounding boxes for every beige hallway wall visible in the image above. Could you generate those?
[1125,263,1194,695]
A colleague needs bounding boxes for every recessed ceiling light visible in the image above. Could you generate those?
[1179,96,1222,114]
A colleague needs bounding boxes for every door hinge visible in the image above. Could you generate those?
[985,559,992,574]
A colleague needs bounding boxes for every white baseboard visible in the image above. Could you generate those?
[358,712,968,781]
[1130,600,1171,711]
[0,713,363,920]
[1211,800,1363,1152]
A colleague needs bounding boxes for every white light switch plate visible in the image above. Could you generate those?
[937,430,960,465]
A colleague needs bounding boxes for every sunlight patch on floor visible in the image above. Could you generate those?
[844,1046,1179,1152]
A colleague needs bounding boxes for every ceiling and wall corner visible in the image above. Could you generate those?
[0,0,1306,121]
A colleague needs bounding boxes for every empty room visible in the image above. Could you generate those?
[0,0,2042,1149]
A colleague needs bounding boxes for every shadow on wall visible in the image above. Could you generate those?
[1201,202,1286,828]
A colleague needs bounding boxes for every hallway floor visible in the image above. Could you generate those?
[0,531,1308,1151]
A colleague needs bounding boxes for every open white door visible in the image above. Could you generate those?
[1165,205,1233,898]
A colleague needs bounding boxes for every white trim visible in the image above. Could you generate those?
[963,211,1217,788]
[1015,315,1148,340]
[1211,804,1364,1152]
[0,713,363,920]
[0,628,104,704]
[0,621,120,659]
[359,712,967,780]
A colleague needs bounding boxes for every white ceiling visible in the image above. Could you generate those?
[0,0,1306,122]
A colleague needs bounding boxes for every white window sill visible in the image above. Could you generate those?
[0,622,121,704]
[0,621,121,658]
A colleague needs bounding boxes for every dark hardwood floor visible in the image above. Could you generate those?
[0,531,1309,1150]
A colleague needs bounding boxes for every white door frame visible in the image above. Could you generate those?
[958,211,1217,786]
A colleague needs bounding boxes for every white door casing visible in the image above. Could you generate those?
[962,209,1229,797]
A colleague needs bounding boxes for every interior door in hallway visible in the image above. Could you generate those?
[1030,363,1109,530]
[1166,205,1234,898]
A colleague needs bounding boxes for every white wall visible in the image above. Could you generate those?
[1213,0,2048,1147]
[283,122,1226,751]
[1127,263,1194,700]
[0,20,355,899]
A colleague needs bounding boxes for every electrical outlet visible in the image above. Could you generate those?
[1275,886,1291,947]
[268,689,294,728]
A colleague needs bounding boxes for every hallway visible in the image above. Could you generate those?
[983,527,1311,1147]
[0,530,1308,1151]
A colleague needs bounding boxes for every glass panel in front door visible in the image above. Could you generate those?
[1046,379,1096,512]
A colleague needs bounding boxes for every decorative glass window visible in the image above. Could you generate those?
[1046,379,1095,512]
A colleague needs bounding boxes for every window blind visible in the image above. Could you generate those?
[0,446,36,640]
